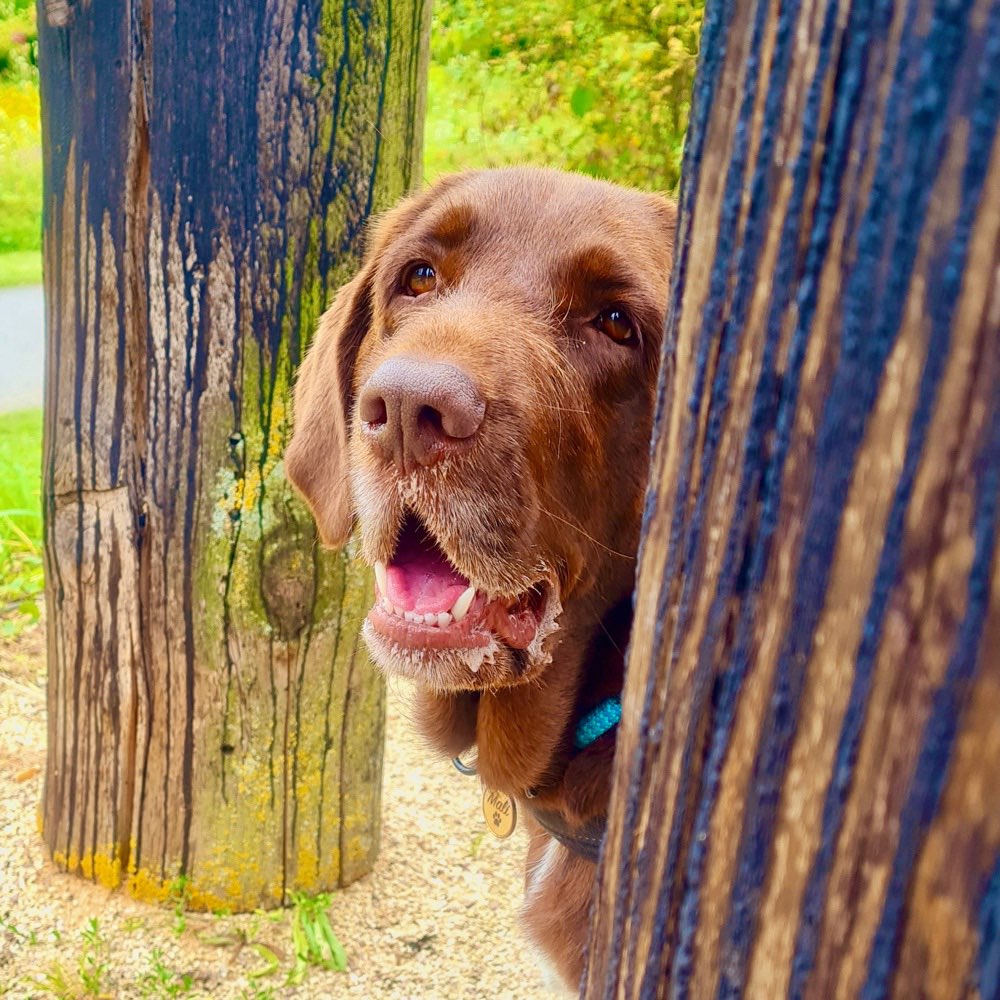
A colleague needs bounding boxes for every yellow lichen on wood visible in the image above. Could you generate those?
[124,867,230,913]
[51,848,123,890]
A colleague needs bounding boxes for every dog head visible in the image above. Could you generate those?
[286,168,675,690]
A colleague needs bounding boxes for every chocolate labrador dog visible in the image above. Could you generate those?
[286,167,675,988]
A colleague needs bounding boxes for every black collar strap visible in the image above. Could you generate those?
[526,698,618,861]
[528,807,605,863]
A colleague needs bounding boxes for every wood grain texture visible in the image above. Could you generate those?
[584,0,1000,992]
[39,0,430,910]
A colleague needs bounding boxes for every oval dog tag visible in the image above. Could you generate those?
[482,788,517,838]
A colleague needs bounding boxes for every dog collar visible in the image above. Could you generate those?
[529,808,605,863]
[451,696,621,853]
[573,696,622,750]
[450,695,622,780]
[526,697,619,861]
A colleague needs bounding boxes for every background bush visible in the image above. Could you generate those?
[0,0,40,275]
[0,82,40,253]
[425,0,703,192]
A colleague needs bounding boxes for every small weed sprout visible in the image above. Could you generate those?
[468,830,487,858]
[31,916,110,999]
[287,891,347,985]
[0,912,38,945]
[138,948,193,998]
[239,987,277,1000]
[167,875,190,936]
[77,918,110,997]
[30,963,74,998]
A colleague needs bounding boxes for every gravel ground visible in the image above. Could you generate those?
[0,625,550,999]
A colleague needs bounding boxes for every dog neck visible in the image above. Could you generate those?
[413,594,631,824]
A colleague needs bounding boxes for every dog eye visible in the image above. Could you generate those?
[595,307,636,344]
[403,262,437,297]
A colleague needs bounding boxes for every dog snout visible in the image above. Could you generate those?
[358,357,486,471]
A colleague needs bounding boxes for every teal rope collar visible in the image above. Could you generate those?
[573,697,622,750]
[450,696,622,779]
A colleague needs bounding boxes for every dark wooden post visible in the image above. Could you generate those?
[585,0,1000,991]
[38,0,430,909]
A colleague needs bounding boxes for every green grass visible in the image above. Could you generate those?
[0,407,43,637]
[0,248,41,286]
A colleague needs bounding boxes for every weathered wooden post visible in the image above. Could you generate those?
[38,0,430,909]
[585,0,1000,992]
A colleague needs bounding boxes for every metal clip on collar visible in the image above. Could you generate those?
[451,754,478,776]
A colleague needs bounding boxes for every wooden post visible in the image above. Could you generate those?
[38,0,430,910]
[585,0,1000,992]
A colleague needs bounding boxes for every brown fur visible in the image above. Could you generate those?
[286,167,675,989]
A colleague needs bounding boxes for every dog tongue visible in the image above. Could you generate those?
[384,527,471,615]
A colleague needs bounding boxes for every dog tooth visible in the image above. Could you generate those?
[423,613,437,626]
[450,586,476,622]
[374,561,388,595]
[437,612,452,628]
[404,611,420,623]
[393,604,404,617]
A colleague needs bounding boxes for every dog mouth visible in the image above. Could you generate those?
[366,512,550,657]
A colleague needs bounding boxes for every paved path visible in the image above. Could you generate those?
[0,284,44,413]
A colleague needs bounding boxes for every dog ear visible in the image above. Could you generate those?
[647,192,678,255]
[285,265,374,548]
[286,174,472,546]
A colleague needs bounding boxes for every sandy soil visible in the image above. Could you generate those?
[0,625,550,999]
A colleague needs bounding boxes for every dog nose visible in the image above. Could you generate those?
[358,357,486,470]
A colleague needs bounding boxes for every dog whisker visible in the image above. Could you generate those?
[537,403,590,415]
[537,503,635,560]
[598,619,625,658]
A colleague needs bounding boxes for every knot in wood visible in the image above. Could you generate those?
[261,534,314,640]
[44,0,73,27]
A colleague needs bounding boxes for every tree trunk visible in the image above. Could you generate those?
[585,0,1000,992]
[38,0,430,910]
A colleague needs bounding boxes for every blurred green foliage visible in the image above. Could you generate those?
[0,82,41,254]
[0,0,35,79]
[425,0,704,192]
[0,248,40,285]
[0,0,40,284]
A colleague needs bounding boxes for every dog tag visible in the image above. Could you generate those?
[482,788,517,838]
